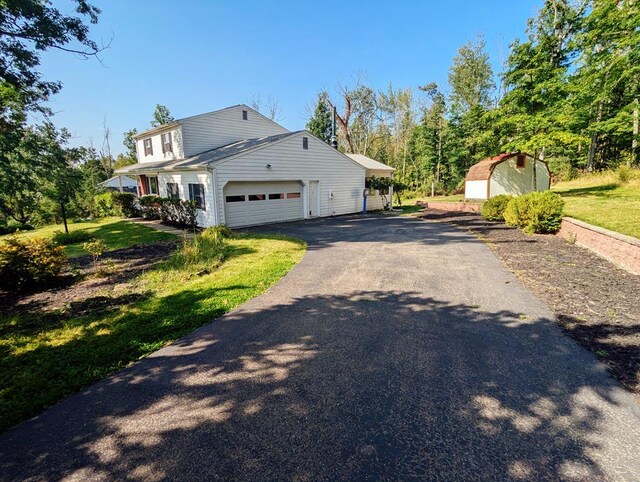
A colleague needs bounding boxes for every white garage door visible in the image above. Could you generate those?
[224,181,304,227]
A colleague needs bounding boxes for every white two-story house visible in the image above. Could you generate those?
[116,104,394,228]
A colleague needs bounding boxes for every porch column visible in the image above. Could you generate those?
[389,183,394,209]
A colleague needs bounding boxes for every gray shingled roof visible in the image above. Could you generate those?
[116,131,300,174]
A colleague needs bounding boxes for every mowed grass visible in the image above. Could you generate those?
[403,194,466,205]
[2,217,175,257]
[552,170,640,239]
[0,233,306,431]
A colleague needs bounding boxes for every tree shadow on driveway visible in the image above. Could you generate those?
[1,290,638,480]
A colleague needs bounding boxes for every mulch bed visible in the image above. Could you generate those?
[421,210,640,397]
[0,240,178,319]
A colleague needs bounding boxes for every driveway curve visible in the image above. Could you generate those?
[1,215,639,481]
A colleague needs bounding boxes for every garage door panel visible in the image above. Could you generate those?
[224,181,303,227]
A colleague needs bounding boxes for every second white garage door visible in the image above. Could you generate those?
[224,181,304,227]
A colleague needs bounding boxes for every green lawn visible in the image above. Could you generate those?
[0,233,306,431]
[403,194,466,206]
[2,217,175,257]
[552,171,640,239]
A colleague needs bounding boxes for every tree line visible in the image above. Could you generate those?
[306,0,640,195]
[1,1,638,230]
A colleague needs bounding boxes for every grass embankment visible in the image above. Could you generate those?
[552,170,640,239]
[2,217,175,257]
[0,232,306,432]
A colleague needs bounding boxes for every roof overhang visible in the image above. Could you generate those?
[133,122,181,140]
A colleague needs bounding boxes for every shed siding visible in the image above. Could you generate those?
[214,134,365,225]
[137,128,185,164]
[490,155,543,197]
[181,106,289,157]
[157,170,215,227]
[536,161,551,191]
[465,180,488,200]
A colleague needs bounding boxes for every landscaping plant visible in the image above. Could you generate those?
[0,237,66,291]
[504,191,564,234]
[51,229,94,246]
[481,194,512,221]
[83,238,107,273]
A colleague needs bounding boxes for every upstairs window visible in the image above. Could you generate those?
[242,110,248,120]
[166,182,179,200]
[302,137,308,150]
[516,154,526,168]
[143,138,153,156]
[161,132,173,154]
[188,183,206,210]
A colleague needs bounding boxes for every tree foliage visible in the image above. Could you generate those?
[306,91,332,143]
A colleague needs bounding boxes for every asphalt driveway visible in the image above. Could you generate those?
[1,214,639,481]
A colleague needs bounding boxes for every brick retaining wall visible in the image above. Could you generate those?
[557,217,640,275]
[418,201,640,275]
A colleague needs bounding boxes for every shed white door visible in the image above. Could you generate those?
[224,181,303,227]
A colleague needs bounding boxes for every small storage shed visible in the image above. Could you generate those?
[464,152,551,200]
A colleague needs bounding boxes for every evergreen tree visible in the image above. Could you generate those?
[306,92,333,143]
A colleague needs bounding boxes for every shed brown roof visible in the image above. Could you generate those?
[465,152,522,181]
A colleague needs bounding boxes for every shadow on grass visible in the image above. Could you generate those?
[554,183,620,197]
[0,291,636,480]
[65,220,175,258]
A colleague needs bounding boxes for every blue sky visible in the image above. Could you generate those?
[38,0,541,155]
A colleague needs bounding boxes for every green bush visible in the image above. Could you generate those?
[0,223,34,235]
[0,237,67,291]
[51,230,94,245]
[504,191,564,234]
[94,191,138,218]
[147,197,197,229]
[481,194,512,221]
[139,195,162,219]
[616,164,632,183]
[111,192,138,217]
[94,192,115,217]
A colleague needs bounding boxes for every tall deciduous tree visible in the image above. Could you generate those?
[151,104,174,127]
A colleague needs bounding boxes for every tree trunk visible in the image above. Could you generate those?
[60,201,69,234]
[587,101,603,172]
[632,98,639,166]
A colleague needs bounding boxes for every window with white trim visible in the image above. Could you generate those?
[148,176,159,195]
[188,183,206,210]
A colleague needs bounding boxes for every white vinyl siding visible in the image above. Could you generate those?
[365,169,393,210]
[224,181,303,227]
[214,134,366,226]
[180,105,288,157]
[136,128,184,163]
[157,171,214,227]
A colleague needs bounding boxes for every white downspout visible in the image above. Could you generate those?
[208,167,219,226]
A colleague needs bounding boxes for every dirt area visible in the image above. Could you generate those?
[0,240,177,318]
[420,210,640,396]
